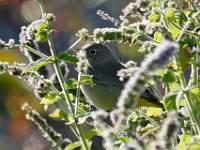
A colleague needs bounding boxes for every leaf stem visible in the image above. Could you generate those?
[36,0,89,149]
[16,44,48,58]
[174,11,200,133]
[174,57,200,134]
[176,11,200,42]
[65,38,82,53]
[75,72,82,116]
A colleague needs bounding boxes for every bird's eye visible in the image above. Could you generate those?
[90,49,96,55]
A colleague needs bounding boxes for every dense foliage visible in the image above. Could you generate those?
[0,0,200,150]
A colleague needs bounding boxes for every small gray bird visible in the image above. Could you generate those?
[81,42,163,110]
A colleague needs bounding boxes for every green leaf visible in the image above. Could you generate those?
[162,70,177,83]
[22,56,54,74]
[148,14,160,22]
[176,134,200,150]
[131,32,142,44]
[64,141,82,150]
[41,93,58,105]
[84,129,98,140]
[151,1,159,6]
[57,52,79,64]
[177,44,192,72]
[36,31,48,42]
[118,135,130,143]
[190,86,200,98]
[147,107,162,117]
[169,24,181,39]
[154,31,163,42]
[179,134,192,144]
[165,7,175,23]
[65,78,77,89]
[49,108,67,119]
[80,75,94,86]
[35,22,49,42]
[190,86,200,105]
[141,124,154,132]
[164,91,180,111]
[79,103,91,112]
[37,22,48,32]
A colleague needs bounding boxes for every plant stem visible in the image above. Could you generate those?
[65,38,81,53]
[176,11,200,42]
[75,72,82,116]
[171,22,199,38]
[188,52,198,87]
[47,34,89,149]
[126,26,159,45]
[174,10,200,133]
[174,57,200,134]
[15,44,48,58]
[36,0,89,149]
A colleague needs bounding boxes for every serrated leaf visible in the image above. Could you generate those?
[151,1,159,6]
[179,134,192,144]
[162,70,177,83]
[36,31,48,42]
[177,44,192,72]
[37,22,48,32]
[65,78,77,89]
[36,22,48,42]
[79,103,91,112]
[176,134,200,150]
[80,75,94,86]
[165,7,175,23]
[64,141,82,150]
[190,86,200,105]
[169,24,181,39]
[23,56,54,74]
[154,31,163,42]
[50,108,67,119]
[57,52,79,64]
[148,14,160,22]
[164,91,179,111]
[84,129,98,140]
[41,93,58,105]
[147,107,162,117]
[119,135,129,142]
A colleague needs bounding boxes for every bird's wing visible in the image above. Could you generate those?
[141,89,164,108]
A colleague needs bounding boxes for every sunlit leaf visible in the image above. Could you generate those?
[148,14,160,22]
[22,56,54,74]
[58,52,79,64]
[177,44,192,72]
[154,31,163,42]
[165,7,175,23]
[81,75,94,86]
[64,141,82,150]
[169,24,180,39]
[84,129,98,140]
[50,108,67,119]
[162,70,177,83]
[65,78,77,89]
[40,93,58,105]
[147,107,163,117]
[164,91,180,111]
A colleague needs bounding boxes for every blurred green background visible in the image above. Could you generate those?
[0,0,143,149]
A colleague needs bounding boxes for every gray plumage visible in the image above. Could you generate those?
[81,42,163,110]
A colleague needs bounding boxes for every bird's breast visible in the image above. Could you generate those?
[81,83,121,110]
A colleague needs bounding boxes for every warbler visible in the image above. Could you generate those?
[81,42,163,110]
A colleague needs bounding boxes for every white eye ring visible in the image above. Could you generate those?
[90,49,96,55]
